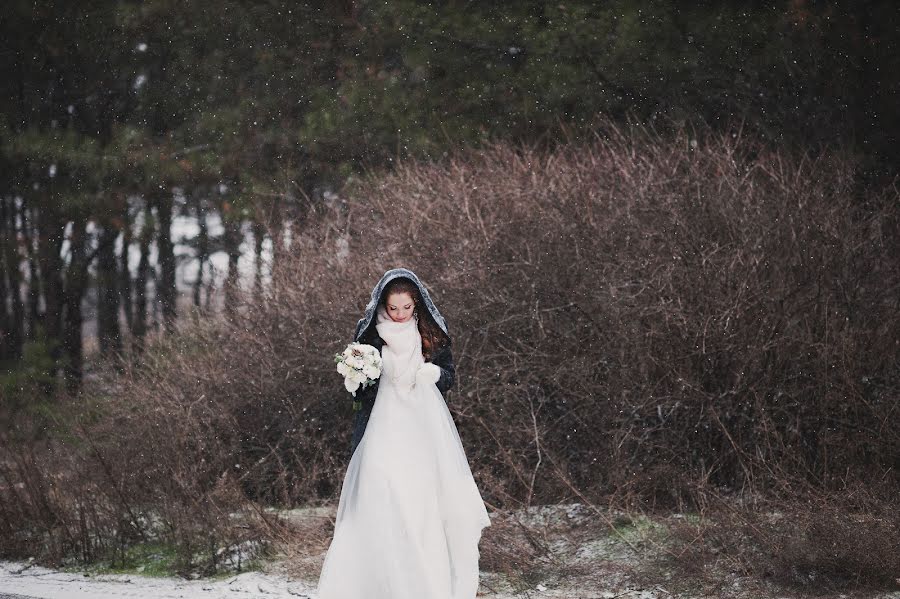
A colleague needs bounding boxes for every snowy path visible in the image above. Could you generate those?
[0,562,318,599]
[0,562,560,599]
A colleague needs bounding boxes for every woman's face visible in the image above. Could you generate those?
[385,291,416,323]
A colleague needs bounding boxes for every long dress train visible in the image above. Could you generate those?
[317,309,491,599]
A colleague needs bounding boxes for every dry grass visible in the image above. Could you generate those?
[663,485,900,595]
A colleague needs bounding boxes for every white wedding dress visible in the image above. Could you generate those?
[317,307,491,599]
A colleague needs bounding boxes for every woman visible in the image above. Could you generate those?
[317,268,491,599]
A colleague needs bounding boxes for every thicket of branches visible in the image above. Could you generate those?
[4,0,899,397]
[1,125,897,579]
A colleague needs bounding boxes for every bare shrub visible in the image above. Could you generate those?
[0,355,286,571]
[665,484,900,592]
[95,120,900,525]
[275,507,336,581]
[2,122,897,578]
[326,123,900,506]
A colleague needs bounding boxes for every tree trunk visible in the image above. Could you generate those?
[37,202,66,375]
[223,215,242,314]
[0,197,12,362]
[5,199,26,359]
[252,219,265,298]
[268,197,283,296]
[155,190,177,330]
[0,266,9,363]
[21,203,42,339]
[193,196,208,308]
[120,201,133,333]
[96,225,121,355]
[132,201,153,352]
[63,216,88,394]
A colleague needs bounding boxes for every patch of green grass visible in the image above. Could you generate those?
[678,512,702,525]
[200,559,264,581]
[64,542,181,578]
[610,514,668,544]
[63,541,266,579]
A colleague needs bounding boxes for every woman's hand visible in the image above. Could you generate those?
[429,345,455,396]
[415,362,441,386]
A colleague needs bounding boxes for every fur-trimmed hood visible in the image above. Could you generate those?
[353,268,449,341]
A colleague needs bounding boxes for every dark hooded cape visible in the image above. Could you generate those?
[353,267,449,341]
[349,268,456,457]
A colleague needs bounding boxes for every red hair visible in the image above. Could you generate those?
[381,278,449,360]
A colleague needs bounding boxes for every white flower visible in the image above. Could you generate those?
[337,342,382,399]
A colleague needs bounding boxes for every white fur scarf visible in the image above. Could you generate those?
[375,305,424,388]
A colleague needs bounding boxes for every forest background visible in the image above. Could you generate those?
[1,1,898,595]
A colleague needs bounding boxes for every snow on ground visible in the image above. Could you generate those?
[0,562,549,599]
[4,502,900,599]
[0,562,316,599]
[0,560,671,599]
[0,559,647,599]
[0,562,552,599]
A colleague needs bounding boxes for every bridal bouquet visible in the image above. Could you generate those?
[335,343,382,408]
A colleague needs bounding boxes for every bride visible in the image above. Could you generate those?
[317,268,492,599]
